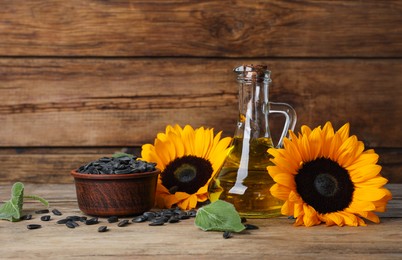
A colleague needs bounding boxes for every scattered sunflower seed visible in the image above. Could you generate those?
[143,211,156,220]
[66,216,82,221]
[35,209,49,214]
[27,224,42,230]
[21,214,32,220]
[149,218,165,226]
[223,231,232,239]
[66,221,77,229]
[168,216,180,223]
[85,217,99,225]
[40,215,51,221]
[132,215,147,223]
[98,226,108,232]
[57,218,69,224]
[244,224,259,230]
[188,209,197,217]
[67,220,79,227]
[52,209,62,216]
[117,220,129,227]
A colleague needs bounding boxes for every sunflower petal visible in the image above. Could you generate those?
[347,152,379,171]
[326,212,345,227]
[349,164,382,183]
[354,176,388,188]
[337,123,350,142]
[272,173,296,190]
[293,203,304,218]
[353,187,390,201]
[303,204,321,227]
[364,211,380,223]
[270,184,291,201]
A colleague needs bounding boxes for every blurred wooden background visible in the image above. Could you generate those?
[0,0,401,184]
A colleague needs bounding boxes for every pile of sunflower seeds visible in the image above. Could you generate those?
[76,155,156,174]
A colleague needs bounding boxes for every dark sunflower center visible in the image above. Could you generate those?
[295,157,354,214]
[314,173,338,197]
[161,155,213,194]
[174,164,196,183]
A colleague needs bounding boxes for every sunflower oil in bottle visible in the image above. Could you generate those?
[208,65,297,218]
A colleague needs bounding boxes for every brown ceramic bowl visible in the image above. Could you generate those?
[71,169,160,217]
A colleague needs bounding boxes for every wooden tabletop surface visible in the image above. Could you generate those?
[0,183,401,259]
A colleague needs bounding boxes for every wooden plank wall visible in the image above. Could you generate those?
[0,0,401,184]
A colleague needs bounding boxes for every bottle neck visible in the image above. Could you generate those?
[236,77,271,140]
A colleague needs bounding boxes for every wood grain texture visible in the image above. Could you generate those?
[1,0,401,185]
[0,147,400,184]
[0,58,401,147]
[0,1,401,57]
[0,183,401,259]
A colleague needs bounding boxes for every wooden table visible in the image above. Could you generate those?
[1,183,401,259]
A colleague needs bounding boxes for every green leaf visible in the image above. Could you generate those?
[0,182,24,222]
[0,182,49,222]
[112,152,134,158]
[195,200,245,233]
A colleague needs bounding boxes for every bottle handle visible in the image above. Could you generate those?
[269,102,297,148]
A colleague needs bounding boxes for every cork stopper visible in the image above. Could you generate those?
[233,64,271,83]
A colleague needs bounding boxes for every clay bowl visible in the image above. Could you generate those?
[71,169,160,217]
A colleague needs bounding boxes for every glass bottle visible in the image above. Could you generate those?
[208,64,297,218]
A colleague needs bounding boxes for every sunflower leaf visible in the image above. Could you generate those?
[112,152,134,158]
[0,182,49,222]
[195,200,245,232]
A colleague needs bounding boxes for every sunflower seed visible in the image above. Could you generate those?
[68,220,79,227]
[98,226,108,232]
[149,218,165,226]
[52,209,62,216]
[107,216,119,223]
[27,224,42,230]
[173,207,183,215]
[21,214,32,220]
[114,168,133,174]
[35,209,49,214]
[168,216,180,223]
[143,211,156,220]
[178,213,190,220]
[40,215,51,221]
[66,221,77,229]
[132,215,147,223]
[85,217,99,225]
[99,157,112,163]
[188,209,197,217]
[57,218,69,224]
[223,231,232,239]
[117,220,129,227]
[66,215,82,221]
[244,224,259,230]
[160,210,173,218]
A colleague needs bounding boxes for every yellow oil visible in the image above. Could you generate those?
[208,137,283,218]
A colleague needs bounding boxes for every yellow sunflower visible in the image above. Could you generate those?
[267,122,392,227]
[141,125,232,210]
